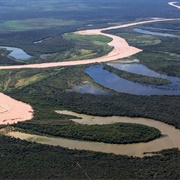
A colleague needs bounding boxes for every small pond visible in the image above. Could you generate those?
[34,40,43,44]
[34,37,52,44]
[73,84,110,95]
[85,65,180,96]
[40,54,48,59]
[0,46,32,60]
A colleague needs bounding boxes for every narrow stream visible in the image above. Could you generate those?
[133,28,180,38]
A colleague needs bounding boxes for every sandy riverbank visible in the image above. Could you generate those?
[1,17,180,152]
[0,18,179,126]
[168,2,180,9]
[0,18,179,70]
[0,18,179,124]
[0,93,33,124]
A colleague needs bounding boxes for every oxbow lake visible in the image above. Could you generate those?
[85,65,180,96]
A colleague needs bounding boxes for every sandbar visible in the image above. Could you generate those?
[0,18,179,70]
[0,93,33,124]
[0,18,179,125]
[168,2,180,9]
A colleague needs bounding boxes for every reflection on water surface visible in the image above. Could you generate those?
[85,65,180,96]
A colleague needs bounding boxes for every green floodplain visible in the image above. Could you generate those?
[0,0,180,179]
[0,18,77,32]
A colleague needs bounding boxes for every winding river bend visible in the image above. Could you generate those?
[7,110,180,157]
[1,14,180,156]
[1,18,179,124]
[0,18,179,70]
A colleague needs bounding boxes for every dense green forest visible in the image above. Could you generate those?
[1,0,179,22]
[0,0,179,179]
[13,122,161,144]
[0,135,179,179]
[1,66,178,129]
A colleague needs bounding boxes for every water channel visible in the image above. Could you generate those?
[133,28,180,38]
[141,26,180,32]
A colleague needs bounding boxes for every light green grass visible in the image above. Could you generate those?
[116,33,161,46]
[1,18,77,32]
[41,33,113,61]
[63,33,112,43]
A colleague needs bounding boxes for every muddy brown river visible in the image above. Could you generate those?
[7,110,180,157]
[2,16,180,157]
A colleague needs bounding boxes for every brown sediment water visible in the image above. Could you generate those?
[2,16,180,156]
[7,110,180,157]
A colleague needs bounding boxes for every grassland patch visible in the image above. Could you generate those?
[1,18,77,32]
[15,74,46,88]
[116,33,161,46]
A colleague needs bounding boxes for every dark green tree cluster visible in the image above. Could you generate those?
[14,122,161,144]
[0,135,179,179]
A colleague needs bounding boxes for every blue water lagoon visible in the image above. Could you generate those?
[85,65,180,96]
